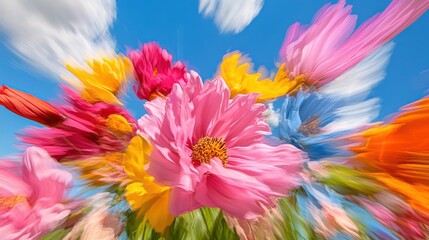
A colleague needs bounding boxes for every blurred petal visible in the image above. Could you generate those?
[129,43,187,101]
[123,136,174,233]
[66,55,131,105]
[280,0,428,86]
[0,85,65,126]
[220,52,305,102]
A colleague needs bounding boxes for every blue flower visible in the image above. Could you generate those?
[278,90,350,160]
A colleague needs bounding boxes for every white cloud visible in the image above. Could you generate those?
[199,0,263,33]
[263,103,280,127]
[321,42,394,100]
[0,0,116,81]
[321,43,394,133]
[323,98,380,133]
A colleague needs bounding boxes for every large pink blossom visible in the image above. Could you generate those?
[279,0,429,86]
[139,71,306,219]
[0,147,72,239]
[20,86,137,161]
[129,43,187,100]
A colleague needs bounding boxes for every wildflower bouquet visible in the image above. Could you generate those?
[1,1,429,239]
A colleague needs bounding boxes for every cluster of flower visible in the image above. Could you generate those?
[0,1,428,239]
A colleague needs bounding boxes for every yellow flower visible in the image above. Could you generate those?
[122,136,174,233]
[63,153,128,187]
[66,56,132,105]
[105,114,133,136]
[220,52,306,102]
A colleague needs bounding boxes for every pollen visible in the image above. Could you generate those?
[191,137,228,166]
[0,195,27,210]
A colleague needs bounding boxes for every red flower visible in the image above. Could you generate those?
[0,85,64,126]
[129,43,187,100]
[20,86,137,161]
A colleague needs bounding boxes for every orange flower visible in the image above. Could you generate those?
[371,173,429,215]
[0,85,65,126]
[351,96,429,214]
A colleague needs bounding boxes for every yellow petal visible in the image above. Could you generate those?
[64,153,127,187]
[65,55,131,105]
[105,114,133,135]
[122,135,174,233]
[123,136,152,182]
[125,182,148,211]
[144,190,175,233]
[220,52,306,102]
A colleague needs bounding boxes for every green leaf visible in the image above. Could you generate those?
[166,208,238,240]
[40,228,72,240]
[316,165,383,196]
[124,207,239,240]
[124,210,161,240]
[276,197,318,240]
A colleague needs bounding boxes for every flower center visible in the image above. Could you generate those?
[0,195,27,210]
[298,117,320,136]
[191,137,228,166]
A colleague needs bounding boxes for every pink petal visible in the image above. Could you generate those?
[195,159,273,219]
[169,187,202,216]
[280,0,429,86]
[22,147,72,205]
[228,143,306,194]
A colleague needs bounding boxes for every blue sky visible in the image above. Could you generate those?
[0,0,428,156]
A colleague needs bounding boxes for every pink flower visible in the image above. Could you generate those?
[279,0,429,86]
[20,86,136,161]
[129,43,187,100]
[0,147,72,239]
[139,71,305,219]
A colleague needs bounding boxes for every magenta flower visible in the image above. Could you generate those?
[139,71,306,219]
[129,43,187,100]
[20,86,136,161]
[279,0,429,86]
[0,147,72,239]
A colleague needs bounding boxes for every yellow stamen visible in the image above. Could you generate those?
[0,195,27,209]
[191,137,228,166]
